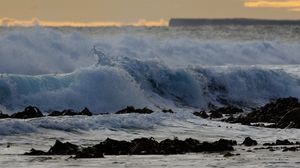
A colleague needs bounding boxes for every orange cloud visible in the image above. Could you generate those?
[244,0,300,11]
[0,18,168,27]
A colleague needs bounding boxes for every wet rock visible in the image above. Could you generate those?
[48,108,93,116]
[210,106,243,115]
[24,148,48,155]
[282,147,298,152]
[276,108,300,128]
[47,140,79,155]
[193,111,209,119]
[116,106,154,114]
[24,137,237,157]
[159,138,196,154]
[242,137,258,146]
[94,138,134,155]
[130,137,160,154]
[74,147,104,158]
[0,112,10,119]
[162,109,174,113]
[210,111,223,118]
[78,107,93,116]
[263,139,298,146]
[223,152,240,157]
[11,106,43,119]
[200,139,236,152]
[226,97,300,128]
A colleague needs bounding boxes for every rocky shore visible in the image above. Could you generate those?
[23,137,300,159]
[1,97,300,129]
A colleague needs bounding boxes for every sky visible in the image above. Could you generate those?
[0,0,300,26]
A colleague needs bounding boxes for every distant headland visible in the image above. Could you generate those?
[169,18,300,26]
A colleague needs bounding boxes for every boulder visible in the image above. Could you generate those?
[242,137,258,146]
[11,106,43,119]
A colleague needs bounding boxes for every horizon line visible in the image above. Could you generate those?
[0,18,168,27]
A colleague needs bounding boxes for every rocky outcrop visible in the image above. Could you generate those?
[263,139,300,146]
[210,106,243,115]
[24,137,237,158]
[48,107,92,117]
[193,111,209,119]
[226,97,300,129]
[116,106,154,114]
[47,140,80,155]
[11,106,44,119]
[0,112,10,119]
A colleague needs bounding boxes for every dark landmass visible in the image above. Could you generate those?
[169,18,300,27]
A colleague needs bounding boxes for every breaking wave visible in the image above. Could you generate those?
[0,27,300,113]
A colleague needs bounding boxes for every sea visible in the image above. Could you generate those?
[0,25,300,167]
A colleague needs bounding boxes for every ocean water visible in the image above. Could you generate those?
[0,26,300,167]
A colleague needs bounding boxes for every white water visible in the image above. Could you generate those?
[1,27,300,112]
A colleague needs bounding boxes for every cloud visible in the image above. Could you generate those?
[244,0,300,11]
[0,18,168,27]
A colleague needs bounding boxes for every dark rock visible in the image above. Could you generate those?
[210,106,243,115]
[193,111,209,119]
[200,139,236,152]
[24,148,48,155]
[47,140,79,155]
[78,107,93,116]
[223,152,235,157]
[48,108,93,116]
[282,147,298,152]
[74,147,104,158]
[276,108,300,128]
[116,106,154,114]
[24,137,237,157]
[264,139,295,146]
[130,137,160,154]
[159,138,194,154]
[0,112,10,119]
[11,106,43,119]
[162,109,174,113]
[94,138,134,155]
[242,137,258,146]
[226,97,300,129]
[47,111,62,116]
[210,111,223,118]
